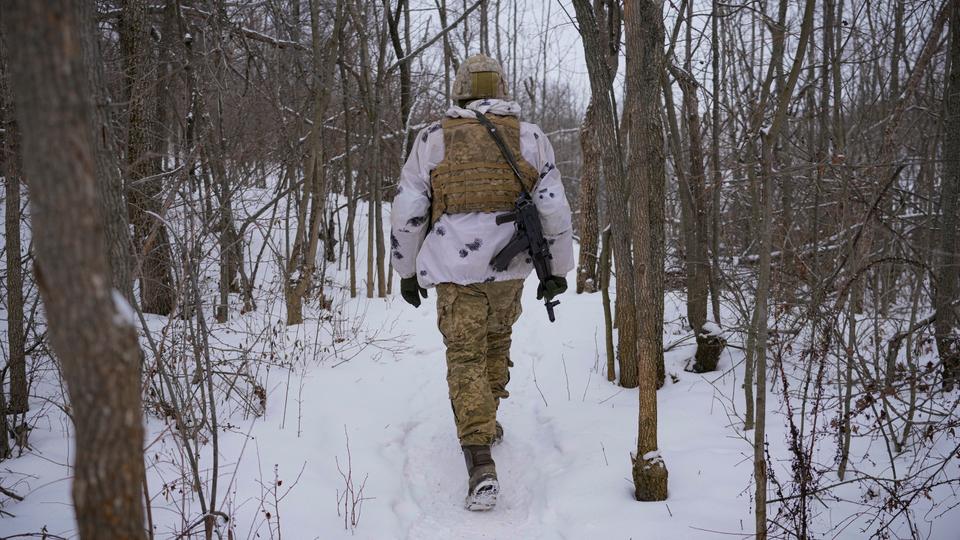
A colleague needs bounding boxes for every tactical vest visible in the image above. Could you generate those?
[430,114,539,224]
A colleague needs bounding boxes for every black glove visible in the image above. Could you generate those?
[400,276,428,308]
[537,276,567,301]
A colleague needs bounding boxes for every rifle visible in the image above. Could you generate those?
[474,112,560,322]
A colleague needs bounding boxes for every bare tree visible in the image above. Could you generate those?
[745,0,816,535]
[935,0,960,389]
[572,0,642,389]
[286,0,344,324]
[624,0,669,502]
[669,63,725,373]
[575,0,620,295]
[708,0,722,324]
[78,0,135,302]
[0,52,27,420]
[120,0,177,316]
[2,1,147,537]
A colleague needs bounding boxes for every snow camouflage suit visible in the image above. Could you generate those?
[390,99,574,446]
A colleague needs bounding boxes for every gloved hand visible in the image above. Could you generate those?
[400,276,428,308]
[537,276,567,301]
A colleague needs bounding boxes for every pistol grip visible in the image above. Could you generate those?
[545,299,560,322]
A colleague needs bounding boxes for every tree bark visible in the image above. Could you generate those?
[3,2,147,537]
[571,0,640,389]
[77,0,135,302]
[676,0,709,337]
[575,0,620,296]
[709,0,722,324]
[120,0,176,316]
[385,0,415,158]
[339,55,358,298]
[625,0,669,501]
[935,0,960,390]
[1,63,27,416]
[576,101,601,294]
[671,66,712,349]
[600,227,615,381]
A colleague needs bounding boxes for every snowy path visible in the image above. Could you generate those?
[0,199,765,539]
[229,279,760,540]
[0,275,762,539]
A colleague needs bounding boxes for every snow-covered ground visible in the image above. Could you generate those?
[3,279,760,539]
[2,193,959,539]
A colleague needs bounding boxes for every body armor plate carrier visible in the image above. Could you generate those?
[430,114,539,224]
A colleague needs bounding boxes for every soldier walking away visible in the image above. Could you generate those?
[390,54,574,511]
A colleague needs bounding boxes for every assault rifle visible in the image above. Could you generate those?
[490,193,559,321]
[474,112,560,322]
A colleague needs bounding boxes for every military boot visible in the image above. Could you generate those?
[462,444,499,511]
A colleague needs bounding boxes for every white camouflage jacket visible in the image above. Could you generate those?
[390,99,574,288]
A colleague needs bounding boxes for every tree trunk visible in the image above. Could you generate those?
[625,0,669,501]
[671,66,719,371]
[216,167,233,323]
[3,2,147,536]
[747,0,817,535]
[751,135,776,540]
[935,0,960,390]
[286,0,343,324]
[576,101,601,294]
[120,0,176,316]
[372,9,390,299]
[572,0,640,389]
[78,0,134,302]
[339,56,358,298]
[1,54,28,419]
[709,0,722,324]
[577,0,620,296]
[3,175,27,417]
[677,0,709,336]
[206,10,242,322]
[385,0,415,158]
[600,227,615,381]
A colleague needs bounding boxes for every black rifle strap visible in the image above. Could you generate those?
[474,111,530,196]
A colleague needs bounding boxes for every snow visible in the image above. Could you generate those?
[700,321,722,337]
[111,289,137,328]
[0,275,764,537]
[2,192,958,540]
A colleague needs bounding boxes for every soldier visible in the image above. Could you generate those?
[390,54,574,511]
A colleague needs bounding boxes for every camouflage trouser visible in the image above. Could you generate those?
[436,279,524,446]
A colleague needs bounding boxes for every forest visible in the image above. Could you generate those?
[0,0,958,538]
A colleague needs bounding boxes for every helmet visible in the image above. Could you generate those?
[452,54,508,103]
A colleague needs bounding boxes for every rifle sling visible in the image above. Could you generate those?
[473,112,531,197]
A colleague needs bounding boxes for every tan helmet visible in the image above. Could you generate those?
[452,54,509,103]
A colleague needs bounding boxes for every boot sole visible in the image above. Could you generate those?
[464,478,499,511]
